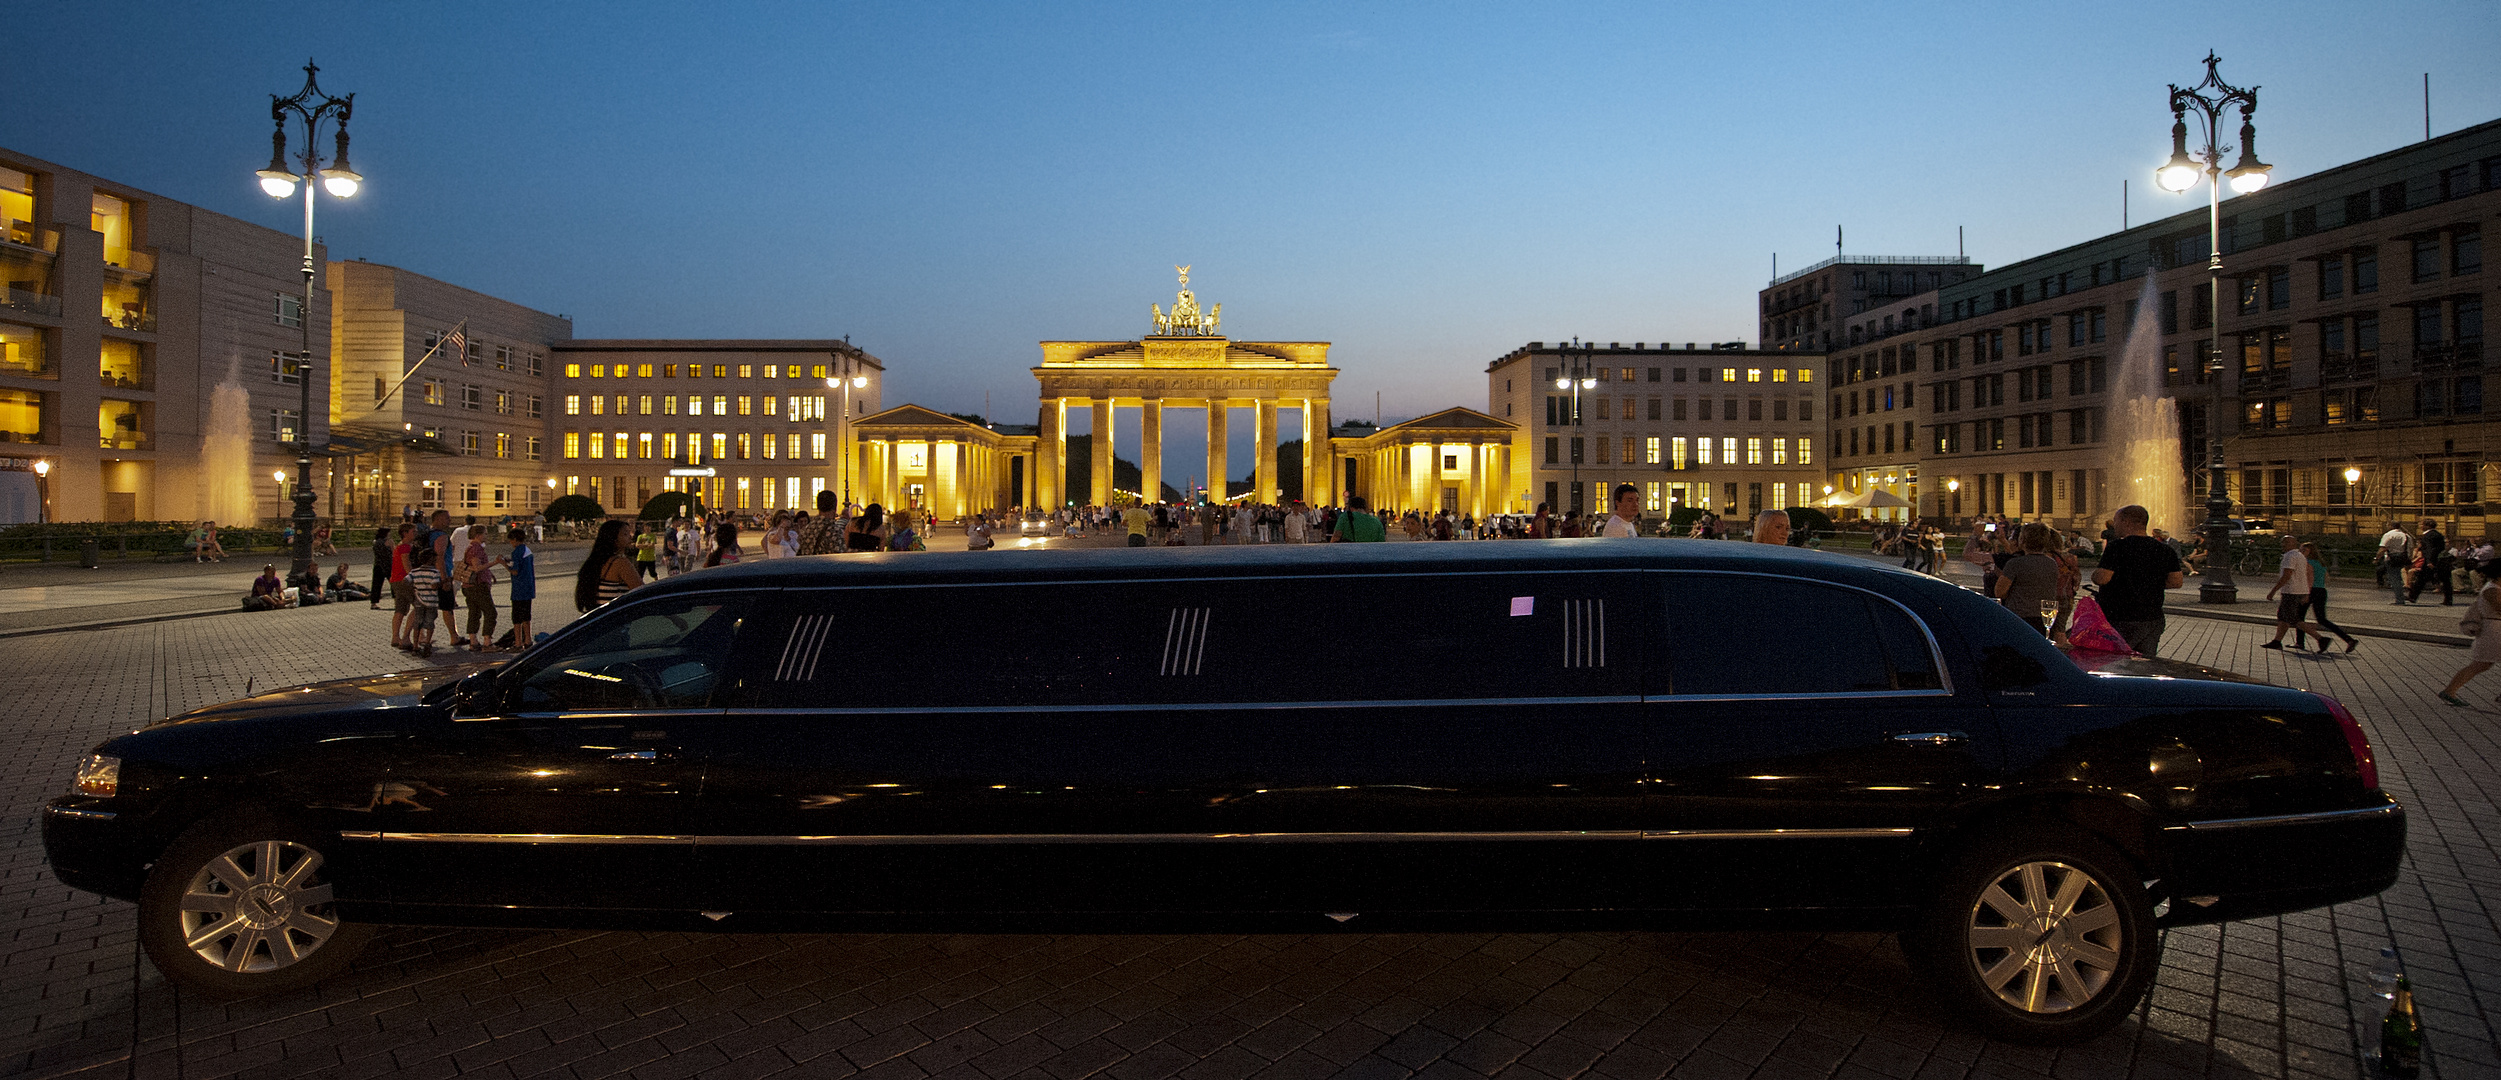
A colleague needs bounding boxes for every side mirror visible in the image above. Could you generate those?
[448,671,499,716]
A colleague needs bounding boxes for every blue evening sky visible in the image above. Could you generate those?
[7,1,2495,474]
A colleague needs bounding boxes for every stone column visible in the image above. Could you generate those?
[1206,399,1229,503]
[883,440,900,511]
[1304,398,1331,506]
[1090,399,1114,505]
[1254,400,1278,504]
[1140,399,1163,503]
[1037,398,1063,509]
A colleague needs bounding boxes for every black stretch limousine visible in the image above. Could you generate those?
[44,541,2402,1043]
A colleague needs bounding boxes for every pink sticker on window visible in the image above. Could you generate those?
[1509,596,1534,617]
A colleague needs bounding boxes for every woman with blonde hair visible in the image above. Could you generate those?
[1992,522,2062,636]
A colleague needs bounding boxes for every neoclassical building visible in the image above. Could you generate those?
[1031,269,1337,508]
[1331,407,1517,517]
[849,404,1033,520]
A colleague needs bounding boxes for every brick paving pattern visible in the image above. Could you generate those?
[3,568,2497,1078]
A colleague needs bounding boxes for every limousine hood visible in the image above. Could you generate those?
[2066,649,2267,685]
[154,661,500,728]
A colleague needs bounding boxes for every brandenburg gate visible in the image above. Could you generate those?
[1033,268,1337,507]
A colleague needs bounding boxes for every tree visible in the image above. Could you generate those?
[1781,505,1835,544]
[1238,439,1305,503]
[638,491,704,521]
[544,494,606,523]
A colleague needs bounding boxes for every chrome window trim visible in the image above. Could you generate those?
[1660,569,1957,696]
[342,830,1647,845]
[1641,827,1914,840]
[714,695,1643,717]
[2164,802,2401,832]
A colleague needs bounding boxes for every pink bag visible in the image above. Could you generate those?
[2065,595,2134,654]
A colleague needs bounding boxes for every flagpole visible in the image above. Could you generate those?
[371,319,468,411]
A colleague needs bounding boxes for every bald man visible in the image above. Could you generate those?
[1753,510,1791,546]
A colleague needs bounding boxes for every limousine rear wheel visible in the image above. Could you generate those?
[138,815,375,997]
[1904,827,2158,1044]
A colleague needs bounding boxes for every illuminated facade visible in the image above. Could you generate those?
[551,340,881,517]
[1033,270,1336,507]
[850,405,1034,518]
[1485,342,1827,519]
[1331,408,1515,517]
[1,146,334,523]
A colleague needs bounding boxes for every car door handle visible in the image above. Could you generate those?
[1889,731,1969,747]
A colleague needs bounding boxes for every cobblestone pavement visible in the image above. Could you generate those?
[4,564,2497,1079]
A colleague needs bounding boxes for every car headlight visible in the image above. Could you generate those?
[73,754,119,797]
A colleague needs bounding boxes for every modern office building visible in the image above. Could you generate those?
[1822,116,2501,538]
[1486,342,1825,520]
[329,259,572,520]
[2,147,337,523]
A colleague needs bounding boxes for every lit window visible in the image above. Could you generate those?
[1645,436,1661,464]
[1798,438,1813,464]
[1671,437,1688,470]
[1722,368,1737,382]
[495,432,511,459]
[637,364,654,378]
[662,395,678,416]
[714,395,729,415]
[738,365,754,379]
[1698,438,1713,465]
[765,365,779,379]
[587,431,603,459]
[811,433,827,459]
[1747,369,1762,383]
[1772,438,1788,465]
[737,396,753,416]
[1798,369,1813,383]
[1646,482,1661,511]
[736,477,751,508]
[1771,369,1787,383]
[663,433,679,459]
[763,432,777,460]
[563,432,580,459]
[1746,437,1762,464]
[613,432,628,459]
[564,363,582,378]
[1722,437,1736,463]
[712,433,728,460]
[737,433,752,459]
[637,433,653,459]
[589,396,604,416]
[591,365,607,378]
[765,395,780,417]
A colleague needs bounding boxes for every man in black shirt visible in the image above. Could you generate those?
[2408,518,2455,605]
[2091,504,2186,656]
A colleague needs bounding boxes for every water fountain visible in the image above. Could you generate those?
[200,355,257,524]
[2108,272,2185,536]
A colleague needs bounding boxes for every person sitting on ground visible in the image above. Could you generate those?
[290,564,331,605]
[326,562,371,604]
[244,564,293,611]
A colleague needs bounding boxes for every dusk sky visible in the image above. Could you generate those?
[10,1,2497,451]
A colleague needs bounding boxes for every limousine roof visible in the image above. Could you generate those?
[646,539,1950,598]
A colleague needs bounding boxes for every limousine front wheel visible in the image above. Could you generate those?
[1905,827,2158,1044]
[138,816,375,997]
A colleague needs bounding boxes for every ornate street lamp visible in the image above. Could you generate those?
[1553,338,1596,514]
[31,458,48,524]
[2157,52,2271,604]
[2343,466,2363,535]
[255,59,361,579]
[826,362,869,510]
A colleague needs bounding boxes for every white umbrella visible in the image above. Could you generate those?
[1823,488,1911,509]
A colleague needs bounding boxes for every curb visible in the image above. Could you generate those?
[0,605,238,640]
[2158,602,2471,649]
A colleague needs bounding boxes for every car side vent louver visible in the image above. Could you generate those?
[1564,599,1607,668]
[775,614,835,682]
[1161,607,1212,676]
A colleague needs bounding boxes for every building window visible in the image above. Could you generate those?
[420,480,444,510]
[268,408,299,444]
[1771,438,1788,465]
[1670,437,1688,470]
[1745,437,1761,465]
[269,349,301,385]
[459,483,480,510]
[494,345,513,371]
[526,435,543,461]
[493,432,511,459]
[2414,237,2442,283]
[459,431,480,456]
[495,389,513,415]
[460,384,481,411]
[564,394,581,416]
[563,431,581,458]
[274,293,303,328]
[1544,437,1558,464]
[422,379,445,407]
[1644,437,1661,465]
[1797,438,1812,464]
[2457,228,2483,276]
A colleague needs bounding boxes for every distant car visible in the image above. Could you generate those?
[2223,518,2276,539]
[46,543,2400,1045]
[1018,510,1051,537]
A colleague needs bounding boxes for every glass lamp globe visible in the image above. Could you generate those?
[257,170,299,199]
[2156,161,2200,193]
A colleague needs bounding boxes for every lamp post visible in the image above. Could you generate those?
[255,59,362,580]
[2343,466,2363,535]
[2156,51,2271,604]
[825,361,869,510]
[31,458,48,523]
[1552,338,1596,514]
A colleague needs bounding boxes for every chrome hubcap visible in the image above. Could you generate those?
[1965,860,2122,1014]
[177,840,340,973]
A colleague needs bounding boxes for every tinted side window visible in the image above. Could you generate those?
[509,595,751,712]
[741,573,1642,709]
[1663,574,1938,695]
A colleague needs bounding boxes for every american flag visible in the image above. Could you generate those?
[446,327,467,365]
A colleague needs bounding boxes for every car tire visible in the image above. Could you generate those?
[1902,825,2159,1044]
[137,813,375,997]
